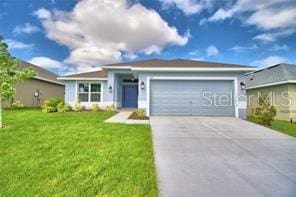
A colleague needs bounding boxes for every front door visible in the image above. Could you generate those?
[122,85,138,108]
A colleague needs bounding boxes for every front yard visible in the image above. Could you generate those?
[0,109,157,196]
[247,116,296,137]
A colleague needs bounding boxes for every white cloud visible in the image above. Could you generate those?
[207,0,296,42]
[34,0,189,73]
[253,28,295,43]
[5,39,34,49]
[12,23,40,35]
[229,44,258,53]
[206,45,219,57]
[29,57,63,69]
[269,44,289,51]
[34,8,51,19]
[246,7,296,30]
[191,56,204,61]
[251,56,288,68]
[161,0,213,15]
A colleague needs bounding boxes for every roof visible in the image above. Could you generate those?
[245,63,296,89]
[58,70,107,80]
[59,58,254,80]
[102,58,254,69]
[21,61,64,85]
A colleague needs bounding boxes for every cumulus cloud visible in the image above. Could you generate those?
[207,0,296,42]
[5,39,34,49]
[251,56,288,68]
[34,0,189,73]
[206,45,219,57]
[161,0,213,15]
[12,23,40,35]
[29,57,63,69]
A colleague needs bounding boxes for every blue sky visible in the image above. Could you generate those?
[0,0,295,75]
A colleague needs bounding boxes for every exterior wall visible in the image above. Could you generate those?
[247,84,290,121]
[13,78,64,107]
[138,71,247,118]
[288,84,296,121]
[64,80,109,109]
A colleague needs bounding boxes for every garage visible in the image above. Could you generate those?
[150,79,235,116]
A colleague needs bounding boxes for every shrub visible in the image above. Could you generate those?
[92,104,100,112]
[57,102,66,112]
[255,94,277,126]
[135,109,145,118]
[42,97,63,113]
[105,104,115,112]
[74,101,84,112]
[11,101,24,108]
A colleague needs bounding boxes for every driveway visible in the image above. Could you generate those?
[150,116,296,197]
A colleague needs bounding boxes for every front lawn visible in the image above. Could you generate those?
[0,109,157,196]
[247,116,296,137]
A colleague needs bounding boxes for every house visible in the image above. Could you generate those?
[11,61,65,107]
[246,63,296,121]
[58,59,254,118]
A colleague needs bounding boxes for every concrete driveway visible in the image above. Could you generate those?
[150,116,296,197]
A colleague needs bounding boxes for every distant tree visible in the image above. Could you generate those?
[255,94,277,126]
[0,37,36,128]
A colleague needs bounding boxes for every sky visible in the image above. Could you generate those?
[0,0,295,75]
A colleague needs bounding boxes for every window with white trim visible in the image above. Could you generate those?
[78,83,101,102]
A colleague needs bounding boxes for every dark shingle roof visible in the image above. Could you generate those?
[21,61,62,84]
[61,70,107,78]
[103,58,253,68]
[246,64,296,88]
[60,59,254,79]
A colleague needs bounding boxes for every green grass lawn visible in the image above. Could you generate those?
[0,109,157,196]
[247,116,296,137]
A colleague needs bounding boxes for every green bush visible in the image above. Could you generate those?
[57,102,66,112]
[11,101,24,108]
[92,104,100,112]
[135,109,145,118]
[255,94,277,126]
[42,97,63,113]
[105,104,115,112]
[74,101,84,112]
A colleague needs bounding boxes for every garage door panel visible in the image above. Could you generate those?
[150,80,235,116]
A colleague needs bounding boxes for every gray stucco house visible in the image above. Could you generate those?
[58,59,254,118]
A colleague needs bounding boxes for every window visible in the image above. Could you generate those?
[78,82,101,102]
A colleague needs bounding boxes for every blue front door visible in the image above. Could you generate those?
[122,85,138,108]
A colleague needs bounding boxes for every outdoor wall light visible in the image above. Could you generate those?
[108,86,112,93]
[240,82,246,90]
[140,81,145,89]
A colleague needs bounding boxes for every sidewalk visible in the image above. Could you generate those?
[105,111,149,124]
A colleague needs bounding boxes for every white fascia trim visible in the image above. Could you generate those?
[246,80,296,90]
[101,66,131,69]
[132,67,255,72]
[146,76,239,118]
[57,77,107,81]
[34,76,64,86]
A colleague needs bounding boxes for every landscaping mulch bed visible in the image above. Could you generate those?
[128,111,149,120]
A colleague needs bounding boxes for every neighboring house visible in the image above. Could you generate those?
[246,64,296,121]
[58,59,254,118]
[11,61,65,107]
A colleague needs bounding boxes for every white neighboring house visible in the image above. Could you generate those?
[58,59,255,118]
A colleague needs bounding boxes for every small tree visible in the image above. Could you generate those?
[255,94,277,126]
[0,37,36,128]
